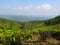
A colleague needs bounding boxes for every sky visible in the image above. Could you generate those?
[0,0,60,17]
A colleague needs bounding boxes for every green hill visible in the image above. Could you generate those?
[0,15,60,45]
[44,15,60,26]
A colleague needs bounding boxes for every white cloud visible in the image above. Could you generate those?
[18,7,23,10]
[24,5,33,10]
[35,5,41,9]
[24,6,29,9]
[41,4,52,9]
[13,7,23,11]
[5,4,52,11]
[1,4,60,16]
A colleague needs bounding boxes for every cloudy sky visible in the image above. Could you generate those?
[0,0,60,17]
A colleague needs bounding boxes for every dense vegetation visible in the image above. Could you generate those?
[0,15,60,45]
[44,16,60,26]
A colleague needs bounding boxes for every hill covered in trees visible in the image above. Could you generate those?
[44,15,60,26]
[0,15,60,45]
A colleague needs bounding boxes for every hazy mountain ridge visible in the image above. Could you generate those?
[0,15,50,22]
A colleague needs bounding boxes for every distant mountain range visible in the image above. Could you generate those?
[0,15,55,22]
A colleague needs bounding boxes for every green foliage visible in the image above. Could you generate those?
[44,16,60,25]
[0,15,60,45]
[40,24,60,32]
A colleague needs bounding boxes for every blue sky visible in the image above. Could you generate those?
[0,0,60,17]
